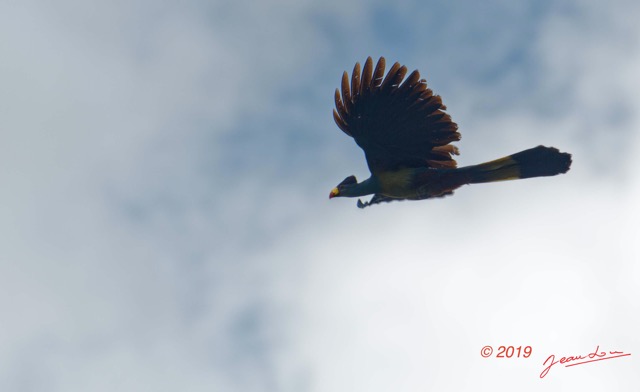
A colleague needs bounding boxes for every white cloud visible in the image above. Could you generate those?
[0,0,638,391]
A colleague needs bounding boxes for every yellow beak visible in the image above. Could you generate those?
[329,188,339,199]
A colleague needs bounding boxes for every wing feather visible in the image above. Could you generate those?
[351,62,361,101]
[371,57,386,93]
[361,57,373,97]
[341,71,352,114]
[380,62,405,93]
[333,109,350,136]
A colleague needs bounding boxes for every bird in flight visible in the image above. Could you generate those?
[329,57,572,208]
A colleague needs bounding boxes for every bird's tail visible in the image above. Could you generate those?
[460,145,572,184]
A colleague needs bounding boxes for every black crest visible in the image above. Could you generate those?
[338,175,357,186]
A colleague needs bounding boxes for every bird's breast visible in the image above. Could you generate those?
[377,169,418,198]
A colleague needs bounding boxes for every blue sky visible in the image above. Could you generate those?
[1,0,639,390]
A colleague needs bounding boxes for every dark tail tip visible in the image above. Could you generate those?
[511,145,572,179]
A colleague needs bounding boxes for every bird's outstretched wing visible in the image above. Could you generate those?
[333,57,461,175]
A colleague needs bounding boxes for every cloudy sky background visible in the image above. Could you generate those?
[1,0,639,390]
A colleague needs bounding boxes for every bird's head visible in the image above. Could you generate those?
[329,175,358,199]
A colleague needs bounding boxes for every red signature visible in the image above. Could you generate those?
[540,345,631,379]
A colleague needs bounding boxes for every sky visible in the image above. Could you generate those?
[1,0,639,391]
